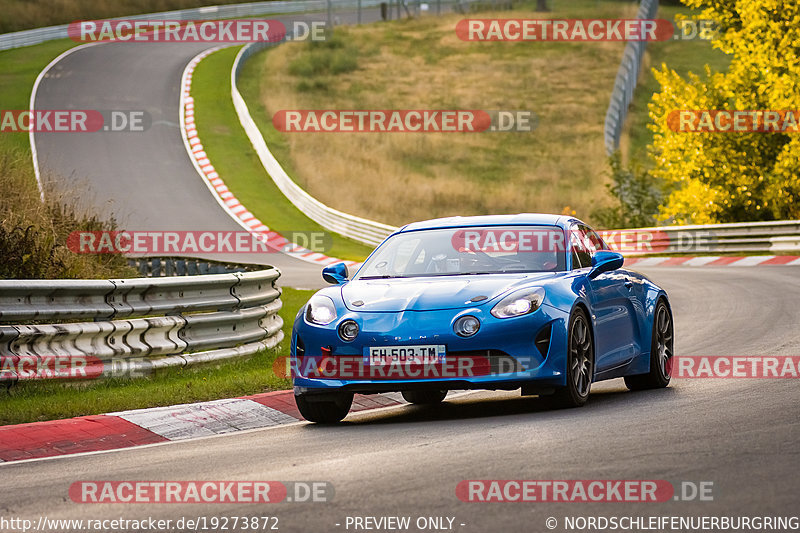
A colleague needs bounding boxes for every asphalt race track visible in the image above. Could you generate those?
[33,9,385,289]
[1,266,798,532]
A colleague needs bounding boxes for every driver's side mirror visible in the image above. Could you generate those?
[322,262,349,284]
[588,250,624,279]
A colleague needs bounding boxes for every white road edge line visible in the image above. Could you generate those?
[178,47,356,268]
[29,41,101,202]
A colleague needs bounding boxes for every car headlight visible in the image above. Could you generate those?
[454,315,480,337]
[491,287,545,319]
[305,294,337,325]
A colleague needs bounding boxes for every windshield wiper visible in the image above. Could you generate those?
[358,275,400,279]
[432,271,494,276]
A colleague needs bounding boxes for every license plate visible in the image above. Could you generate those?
[366,345,446,365]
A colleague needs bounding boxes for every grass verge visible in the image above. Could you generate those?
[0,39,137,279]
[0,287,310,426]
[240,0,643,226]
[0,39,77,155]
[190,46,374,262]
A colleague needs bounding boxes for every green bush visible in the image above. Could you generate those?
[593,153,664,229]
[0,148,136,280]
[287,32,360,79]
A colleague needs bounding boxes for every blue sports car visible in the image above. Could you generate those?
[291,214,674,423]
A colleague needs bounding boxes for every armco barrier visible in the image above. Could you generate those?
[0,0,322,51]
[600,220,800,256]
[0,0,421,51]
[129,256,258,277]
[0,261,283,383]
[231,39,400,246]
[228,0,479,246]
[603,0,658,155]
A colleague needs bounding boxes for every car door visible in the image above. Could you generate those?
[571,224,639,372]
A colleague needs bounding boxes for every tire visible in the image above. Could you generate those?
[401,390,448,405]
[548,307,594,408]
[625,299,673,391]
[295,392,353,423]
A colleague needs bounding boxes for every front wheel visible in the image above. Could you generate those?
[548,308,594,408]
[295,392,353,423]
[402,390,447,405]
[625,299,673,391]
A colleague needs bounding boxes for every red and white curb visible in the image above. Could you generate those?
[624,255,800,267]
[0,391,406,463]
[180,47,359,268]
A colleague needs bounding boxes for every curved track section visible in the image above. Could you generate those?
[32,40,323,287]
[32,9,387,288]
[1,267,798,529]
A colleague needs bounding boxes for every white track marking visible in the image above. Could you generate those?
[29,42,100,201]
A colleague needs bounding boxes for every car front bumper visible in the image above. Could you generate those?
[291,303,570,394]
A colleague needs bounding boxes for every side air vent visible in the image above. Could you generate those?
[534,323,552,357]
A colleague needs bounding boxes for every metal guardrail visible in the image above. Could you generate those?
[232,35,401,246]
[0,262,283,383]
[226,0,480,246]
[129,256,260,276]
[603,0,659,155]
[600,220,800,256]
[0,1,324,51]
[0,0,434,51]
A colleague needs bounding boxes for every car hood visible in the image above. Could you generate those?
[341,273,558,312]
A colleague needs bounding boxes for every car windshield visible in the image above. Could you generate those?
[356,225,567,279]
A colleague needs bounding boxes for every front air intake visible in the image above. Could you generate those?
[534,323,552,357]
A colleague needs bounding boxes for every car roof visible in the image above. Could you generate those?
[398,213,575,233]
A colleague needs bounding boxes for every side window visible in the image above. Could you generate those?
[583,226,607,252]
[570,225,591,269]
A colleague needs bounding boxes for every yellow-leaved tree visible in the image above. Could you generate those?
[649,0,800,224]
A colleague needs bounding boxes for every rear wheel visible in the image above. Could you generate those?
[402,390,447,405]
[548,308,594,408]
[625,299,673,391]
[295,392,353,423]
